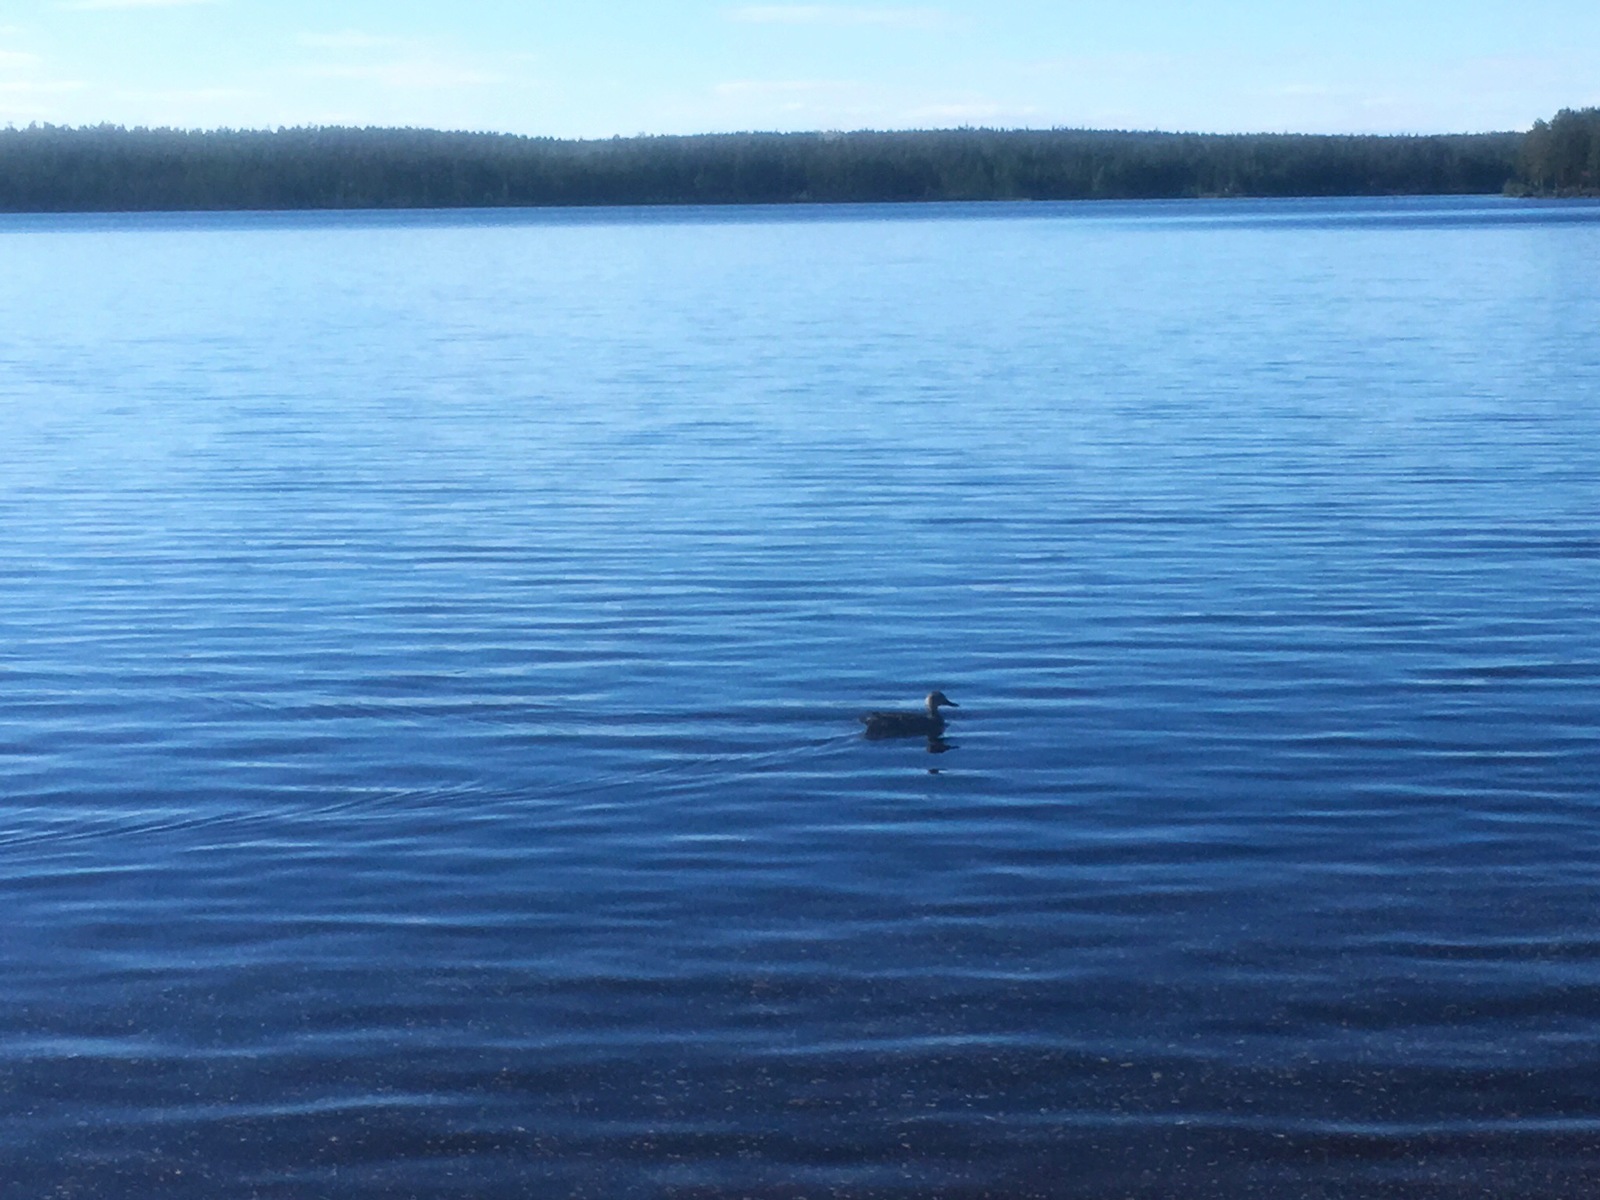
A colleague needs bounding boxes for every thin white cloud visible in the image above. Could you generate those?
[727,6,948,30]
[0,49,39,68]
[112,85,254,103]
[696,74,1048,134]
[905,101,1033,124]
[297,31,408,51]
[300,60,501,90]
[285,20,505,94]
[0,79,86,94]
[59,0,218,9]
[294,29,505,92]
[714,79,858,96]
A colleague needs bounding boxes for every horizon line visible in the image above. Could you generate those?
[0,120,1532,141]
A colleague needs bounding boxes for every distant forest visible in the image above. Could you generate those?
[0,112,1591,212]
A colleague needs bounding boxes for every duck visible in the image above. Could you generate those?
[860,691,958,740]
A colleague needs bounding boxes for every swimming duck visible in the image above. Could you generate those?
[860,691,958,739]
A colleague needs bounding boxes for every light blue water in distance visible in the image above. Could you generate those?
[3,197,1600,1198]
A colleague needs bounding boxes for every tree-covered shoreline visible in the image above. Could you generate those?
[1512,108,1600,197]
[0,119,1584,213]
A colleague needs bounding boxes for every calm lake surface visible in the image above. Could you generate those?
[4,196,1600,1198]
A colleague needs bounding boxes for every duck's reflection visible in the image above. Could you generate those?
[925,734,953,755]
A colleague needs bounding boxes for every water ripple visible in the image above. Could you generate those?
[3,198,1600,1196]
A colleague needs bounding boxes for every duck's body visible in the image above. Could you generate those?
[860,691,958,740]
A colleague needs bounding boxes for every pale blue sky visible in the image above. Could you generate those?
[2,1,1596,136]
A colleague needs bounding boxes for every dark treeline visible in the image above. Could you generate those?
[1514,108,1600,196]
[0,123,1531,212]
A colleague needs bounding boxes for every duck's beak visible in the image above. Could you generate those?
[943,699,959,707]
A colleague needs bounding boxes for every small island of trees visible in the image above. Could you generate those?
[0,107,1594,212]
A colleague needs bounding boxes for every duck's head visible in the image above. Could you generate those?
[926,690,958,713]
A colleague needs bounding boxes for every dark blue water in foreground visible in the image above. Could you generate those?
[4,197,1600,1198]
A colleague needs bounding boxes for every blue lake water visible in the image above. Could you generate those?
[3,196,1600,1197]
